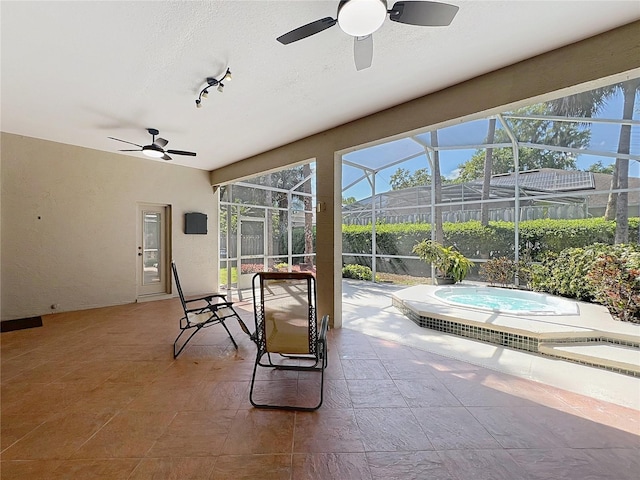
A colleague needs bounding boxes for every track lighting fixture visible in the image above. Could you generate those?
[195,67,232,108]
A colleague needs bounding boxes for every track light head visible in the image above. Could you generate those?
[195,66,232,108]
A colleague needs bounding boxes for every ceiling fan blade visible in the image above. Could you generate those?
[162,154,172,161]
[108,137,143,148]
[354,35,373,71]
[118,149,143,152]
[154,137,169,148]
[277,17,337,44]
[166,149,197,156]
[389,1,459,26]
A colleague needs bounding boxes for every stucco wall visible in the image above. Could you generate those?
[1,133,219,320]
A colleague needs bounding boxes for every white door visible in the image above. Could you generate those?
[138,204,169,296]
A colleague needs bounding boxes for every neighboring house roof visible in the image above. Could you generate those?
[344,168,640,212]
[486,169,640,208]
[487,169,595,191]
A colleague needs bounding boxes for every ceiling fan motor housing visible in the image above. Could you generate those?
[338,0,387,37]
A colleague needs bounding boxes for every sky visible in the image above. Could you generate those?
[342,89,640,201]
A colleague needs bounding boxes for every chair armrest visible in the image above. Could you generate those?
[184,295,213,305]
[185,301,233,315]
[207,293,230,302]
[185,294,232,306]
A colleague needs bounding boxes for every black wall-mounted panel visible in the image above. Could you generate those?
[184,212,207,234]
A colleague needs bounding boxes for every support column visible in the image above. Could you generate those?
[315,152,342,328]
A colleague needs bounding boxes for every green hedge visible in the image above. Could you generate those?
[530,243,640,323]
[342,264,373,281]
[342,218,639,261]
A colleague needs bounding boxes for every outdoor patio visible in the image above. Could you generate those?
[1,281,638,479]
[342,279,640,409]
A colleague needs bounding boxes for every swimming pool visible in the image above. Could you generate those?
[432,286,579,316]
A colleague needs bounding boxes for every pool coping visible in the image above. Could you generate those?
[391,284,640,377]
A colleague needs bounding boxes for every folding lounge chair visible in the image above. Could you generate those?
[172,261,252,358]
[249,271,329,411]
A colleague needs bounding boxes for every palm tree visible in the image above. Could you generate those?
[430,130,444,243]
[610,78,640,243]
[480,117,496,226]
[548,81,639,243]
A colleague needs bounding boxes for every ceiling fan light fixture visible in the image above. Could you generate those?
[142,146,165,158]
[338,0,387,37]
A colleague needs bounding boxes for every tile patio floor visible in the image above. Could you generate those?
[1,286,639,479]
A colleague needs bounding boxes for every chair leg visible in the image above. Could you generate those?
[236,316,251,335]
[173,325,202,358]
[219,319,238,349]
[249,351,325,411]
[249,353,261,408]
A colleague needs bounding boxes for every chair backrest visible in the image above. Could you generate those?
[171,261,188,313]
[252,272,317,355]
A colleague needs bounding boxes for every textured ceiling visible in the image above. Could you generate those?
[2,1,639,171]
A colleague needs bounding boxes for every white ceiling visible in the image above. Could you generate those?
[2,1,639,171]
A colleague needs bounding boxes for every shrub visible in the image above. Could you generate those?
[412,240,474,283]
[479,257,517,286]
[529,244,612,301]
[530,243,640,322]
[342,264,373,281]
[341,218,639,262]
[587,249,640,323]
[240,263,264,274]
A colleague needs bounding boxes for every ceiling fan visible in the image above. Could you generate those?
[108,128,196,161]
[277,0,459,71]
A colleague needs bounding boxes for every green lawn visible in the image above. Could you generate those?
[219,267,238,284]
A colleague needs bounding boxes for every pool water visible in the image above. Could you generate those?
[443,293,556,312]
[433,286,579,315]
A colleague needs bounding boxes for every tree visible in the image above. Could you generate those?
[549,79,640,243]
[457,104,589,182]
[586,160,615,174]
[610,79,640,243]
[389,167,431,190]
[480,117,496,226]
[342,196,357,205]
[225,164,315,264]
[302,163,314,265]
[430,131,444,243]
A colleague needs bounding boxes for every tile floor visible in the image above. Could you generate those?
[1,297,639,479]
